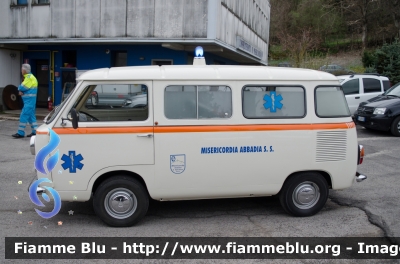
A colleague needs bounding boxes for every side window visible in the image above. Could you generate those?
[315,86,350,117]
[164,85,232,119]
[383,80,390,91]
[363,78,381,93]
[72,84,148,122]
[342,79,359,95]
[242,86,305,119]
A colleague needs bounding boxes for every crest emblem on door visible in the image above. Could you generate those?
[170,154,186,174]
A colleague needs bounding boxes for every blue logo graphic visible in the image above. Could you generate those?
[61,151,84,173]
[30,128,62,219]
[34,129,60,175]
[170,154,186,174]
[263,92,283,113]
[29,178,61,219]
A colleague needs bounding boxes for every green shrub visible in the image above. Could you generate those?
[364,66,377,73]
[362,51,376,68]
[364,40,400,84]
[349,65,365,74]
[331,70,349,76]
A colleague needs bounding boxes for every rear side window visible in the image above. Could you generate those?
[363,78,381,93]
[242,86,305,118]
[342,79,359,95]
[164,85,232,119]
[383,80,390,91]
[315,86,350,117]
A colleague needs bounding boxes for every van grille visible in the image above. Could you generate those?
[316,131,347,162]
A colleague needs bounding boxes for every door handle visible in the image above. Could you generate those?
[137,134,153,138]
[355,97,360,99]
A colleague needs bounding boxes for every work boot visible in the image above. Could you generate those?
[12,133,24,138]
[26,133,36,137]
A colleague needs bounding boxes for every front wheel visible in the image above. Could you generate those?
[390,116,400,137]
[93,176,149,227]
[279,172,329,217]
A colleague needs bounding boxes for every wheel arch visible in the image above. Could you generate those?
[279,170,333,194]
[92,170,151,198]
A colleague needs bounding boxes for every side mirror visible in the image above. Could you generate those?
[70,108,79,129]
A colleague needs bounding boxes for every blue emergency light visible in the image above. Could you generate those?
[195,46,204,57]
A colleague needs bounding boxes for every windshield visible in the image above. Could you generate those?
[385,83,400,96]
[45,82,81,124]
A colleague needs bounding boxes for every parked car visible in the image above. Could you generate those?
[122,94,147,108]
[338,74,391,114]
[354,82,400,136]
[319,64,354,75]
[277,62,292,67]
[87,85,148,108]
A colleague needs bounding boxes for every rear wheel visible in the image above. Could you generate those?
[279,172,329,217]
[390,116,400,137]
[93,176,149,227]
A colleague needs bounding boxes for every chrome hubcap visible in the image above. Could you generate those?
[397,121,400,132]
[292,181,320,209]
[104,188,137,219]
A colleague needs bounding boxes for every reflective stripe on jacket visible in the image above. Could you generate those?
[18,73,38,98]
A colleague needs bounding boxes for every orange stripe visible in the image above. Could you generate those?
[37,127,154,135]
[155,123,355,133]
[37,122,355,135]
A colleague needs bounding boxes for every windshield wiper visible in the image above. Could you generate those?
[387,94,400,98]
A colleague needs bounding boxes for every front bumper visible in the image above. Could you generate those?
[354,114,392,131]
[356,172,367,183]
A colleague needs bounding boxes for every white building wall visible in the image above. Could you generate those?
[30,5,51,38]
[0,49,21,88]
[0,0,270,63]
[51,0,75,38]
[101,0,127,37]
[0,49,21,110]
[217,0,270,62]
[1,0,209,39]
[76,0,101,38]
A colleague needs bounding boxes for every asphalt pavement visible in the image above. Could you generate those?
[0,119,398,263]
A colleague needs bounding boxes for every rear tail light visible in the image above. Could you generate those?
[358,145,365,165]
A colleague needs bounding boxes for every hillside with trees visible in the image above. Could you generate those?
[269,0,400,80]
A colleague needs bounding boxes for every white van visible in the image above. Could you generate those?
[338,74,391,114]
[30,56,366,227]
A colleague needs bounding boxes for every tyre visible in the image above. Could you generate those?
[279,172,329,217]
[93,176,149,227]
[390,116,400,137]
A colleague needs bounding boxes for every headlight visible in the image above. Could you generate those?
[123,99,132,106]
[373,108,386,115]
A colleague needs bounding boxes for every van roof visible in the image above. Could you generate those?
[77,65,339,82]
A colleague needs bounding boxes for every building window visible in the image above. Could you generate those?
[17,0,28,5]
[112,51,127,67]
[165,85,232,119]
[38,0,49,3]
[242,86,306,119]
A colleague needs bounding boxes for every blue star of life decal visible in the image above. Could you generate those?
[263,91,283,113]
[61,151,84,173]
